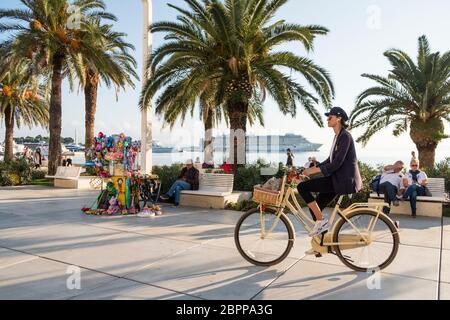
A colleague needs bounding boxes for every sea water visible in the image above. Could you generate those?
[69,148,450,168]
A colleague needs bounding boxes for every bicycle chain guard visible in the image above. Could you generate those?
[310,232,332,255]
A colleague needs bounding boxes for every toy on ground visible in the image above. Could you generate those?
[137,206,155,218]
[106,196,120,215]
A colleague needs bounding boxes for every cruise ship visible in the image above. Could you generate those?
[152,141,174,153]
[201,133,322,153]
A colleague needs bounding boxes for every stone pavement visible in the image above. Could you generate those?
[0,186,448,300]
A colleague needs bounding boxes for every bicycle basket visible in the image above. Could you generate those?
[252,186,282,206]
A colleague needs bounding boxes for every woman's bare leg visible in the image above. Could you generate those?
[307,201,324,221]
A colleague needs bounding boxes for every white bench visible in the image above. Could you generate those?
[368,178,448,218]
[45,166,82,189]
[180,173,250,209]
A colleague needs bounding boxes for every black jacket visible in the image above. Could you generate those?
[179,167,200,191]
[318,128,363,195]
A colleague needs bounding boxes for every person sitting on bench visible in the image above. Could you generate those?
[402,159,430,218]
[160,159,199,207]
[379,161,406,215]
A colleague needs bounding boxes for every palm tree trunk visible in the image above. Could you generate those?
[228,101,248,174]
[48,52,65,175]
[416,144,436,169]
[4,104,15,162]
[204,107,214,163]
[84,69,99,160]
[410,118,444,169]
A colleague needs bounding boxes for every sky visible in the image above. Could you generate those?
[1,0,450,161]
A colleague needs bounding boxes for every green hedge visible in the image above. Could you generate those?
[0,159,31,186]
[31,168,47,180]
[148,158,450,209]
[427,157,450,193]
[152,163,184,194]
[151,160,285,194]
[0,159,48,186]
[233,160,285,192]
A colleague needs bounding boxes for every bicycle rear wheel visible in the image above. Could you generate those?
[333,210,399,272]
[234,207,294,267]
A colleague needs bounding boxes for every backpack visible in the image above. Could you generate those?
[370,175,382,195]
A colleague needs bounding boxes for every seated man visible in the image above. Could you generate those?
[379,160,405,215]
[160,159,199,206]
[402,159,429,218]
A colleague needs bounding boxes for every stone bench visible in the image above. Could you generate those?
[180,173,250,209]
[368,178,448,218]
[45,166,82,189]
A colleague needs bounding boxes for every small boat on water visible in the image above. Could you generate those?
[65,144,85,153]
[0,142,24,158]
[13,142,25,154]
[182,146,202,152]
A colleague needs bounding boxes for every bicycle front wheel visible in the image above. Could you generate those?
[234,207,294,267]
[333,210,399,272]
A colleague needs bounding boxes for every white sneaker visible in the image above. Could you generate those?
[309,219,329,237]
[305,248,318,255]
[137,210,156,218]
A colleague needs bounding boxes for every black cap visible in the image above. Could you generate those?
[325,107,349,121]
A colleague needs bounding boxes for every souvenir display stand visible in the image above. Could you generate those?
[81,132,162,216]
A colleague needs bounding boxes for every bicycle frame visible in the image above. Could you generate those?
[261,179,396,251]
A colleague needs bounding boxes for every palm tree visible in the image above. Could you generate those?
[0,0,119,174]
[141,0,334,171]
[154,77,264,164]
[81,19,138,159]
[0,59,49,162]
[350,35,450,168]
[154,86,224,163]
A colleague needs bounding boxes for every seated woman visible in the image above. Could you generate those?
[402,159,429,218]
[160,159,199,207]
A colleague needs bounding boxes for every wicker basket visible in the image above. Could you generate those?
[253,186,282,206]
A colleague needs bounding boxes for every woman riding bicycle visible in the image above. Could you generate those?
[298,107,363,238]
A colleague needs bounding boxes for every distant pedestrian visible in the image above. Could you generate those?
[67,158,72,166]
[286,148,294,167]
[33,148,42,169]
[411,151,417,163]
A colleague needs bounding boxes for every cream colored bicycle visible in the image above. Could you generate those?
[234,171,400,272]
